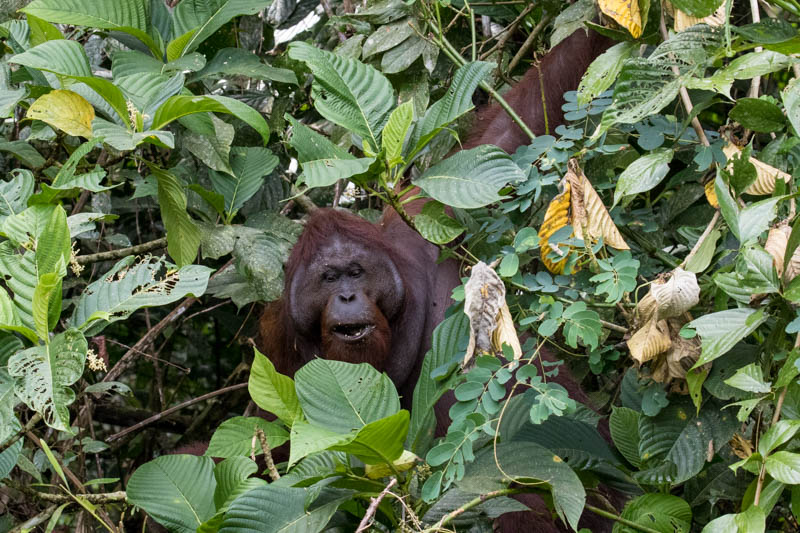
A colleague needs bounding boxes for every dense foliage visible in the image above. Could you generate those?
[3,0,800,531]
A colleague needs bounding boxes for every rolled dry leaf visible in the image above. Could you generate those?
[463,261,506,368]
[786,246,800,283]
[723,144,791,196]
[492,302,522,360]
[627,317,672,364]
[566,159,629,251]
[651,319,702,383]
[650,268,700,320]
[765,223,791,278]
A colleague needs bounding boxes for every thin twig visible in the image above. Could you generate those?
[105,382,248,442]
[9,505,59,533]
[479,3,536,60]
[27,489,127,504]
[356,478,397,532]
[600,319,628,334]
[76,237,168,265]
[681,210,720,269]
[748,0,762,98]
[507,14,552,74]
[255,428,281,482]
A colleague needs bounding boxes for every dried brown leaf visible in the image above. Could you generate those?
[538,180,571,274]
[567,159,629,251]
[627,317,671,364]
[463,262,506,368]
[492,302,522,360]
[765,223,791,278]
[650,268,700,320]
[723,144,791,196]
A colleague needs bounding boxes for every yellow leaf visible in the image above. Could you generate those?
[599,0,642,38]
[627,317,671,364]
[566,159,629,250]
[704,179,718,208]
[651,319,701,383]
[538,180,571,274]
[723,144,791,195]
[365,450,419,479]
[27,90,94,138]
[492,302,522,360]
[673,3,726,31]
[765,223,790,278]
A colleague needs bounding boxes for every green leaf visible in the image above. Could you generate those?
[759,420,800,457]
[730,98,786,133]
[735,18,798,45]
[212,457,265,512]
[127,455,216,533]
[613,149,673,207]
[619,493,692,533]
[0,170,35,225]
[151,94,270,144]
[783,76,800,136]
[331,410,410,464]
[702,505,765,533]
[723,363,771,394]
[459,441,586,531]
[689,308,767,368]
[209,147,278,218]
[22,0,160,56]
[92,118,174,151]
[285,115,354,163]
[149,166,202,266]
[408,311,469,454]
[295,359,401,434]
[413,145,526,208]
[190,48,296,84]
[10,39,90,77]
[381,35,427,74]
[362,19,416,59]
[577,41,637,106]
[739,196,783,244]
[382,99,413,166]
[766,451,800,484]
[685,228,720,273]
[408,61,493,157]
[206,416,289,458]
[0,244,39,336]
[288,41,394,150]
[249,349,302,427]
[609,406,642,468]
[32,272,61,341]
[7,329,87,431]
[220,485,344,533]
[35,204,70,279]
[670,0,725,17]
[70,256,212,335]
[170,0,272,60]
[561,302,602,350]
[414,201,465,245]
[287,421,351,467]
[299,157,374,190]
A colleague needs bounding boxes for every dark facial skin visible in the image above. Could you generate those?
[288,236,404,349]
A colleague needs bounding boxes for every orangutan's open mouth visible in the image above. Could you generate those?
[331,323,375,342]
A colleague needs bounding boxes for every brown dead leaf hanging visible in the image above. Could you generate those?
[765,223,791,279]
[463,262,508,369]
[566,159,630,251]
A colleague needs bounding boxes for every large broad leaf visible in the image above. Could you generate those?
[0,63,26,118]
[613,149,673,207]
[249,349,302,427]
[35,204,70,279]
[458,441,586,531]
[10,40,129,125]
[22,0,160,56]
[413,145,526,208]
[414,201,466,245]
[594,58,680,139]
[209,147,279,217]
[610,406,642,468]
[7,329,87,431]
[92,118,174,151]
[219,485,344,533]
[27,90,94,138]
[287,41,394,150]
[618,493,692,533]
[151,94,269,144]
[689,309,767,368]
[169,0,272,60]
[150,166,203,266]
[127,455,216,533]
[0,371,21,445]
[406,313,469,454]
[577,41,637,105]
[206,416,289,458]
[0,170,34,224]
[69,256,212,335]
[408,61,493,158]
[0,244,38,336]
[115,72,185,128]
[189,47,296,84]
[783,76,800,137]
[212,457,265,514]
[295,359,401,434]
[330,410,409,464]
[701,506,766,533]
[32,272,62,341]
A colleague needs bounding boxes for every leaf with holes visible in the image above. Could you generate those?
[70,256,212,336]
[7,329,87,431]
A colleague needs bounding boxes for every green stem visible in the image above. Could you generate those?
[463,0,477,61]
[425,19,537,141]
[584,504,662,533]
